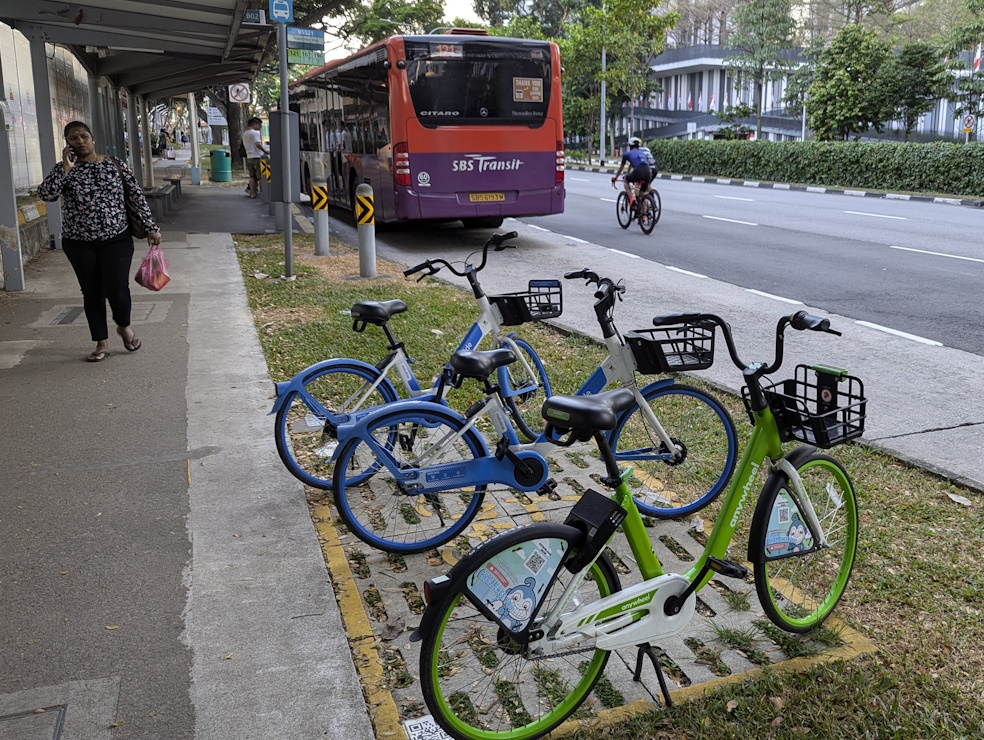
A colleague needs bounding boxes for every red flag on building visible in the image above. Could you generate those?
[687,92,692,110]
[975,43,982,72]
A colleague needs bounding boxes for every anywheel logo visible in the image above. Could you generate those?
[452,154,525,173]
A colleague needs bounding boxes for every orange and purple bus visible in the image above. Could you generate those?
[291,30,565,228]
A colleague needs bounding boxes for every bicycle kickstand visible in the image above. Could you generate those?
[634,643,674,707]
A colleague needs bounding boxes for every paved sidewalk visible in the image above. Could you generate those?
[0,171,371,738]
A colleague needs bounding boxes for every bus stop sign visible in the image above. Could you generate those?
[269,0,292,23]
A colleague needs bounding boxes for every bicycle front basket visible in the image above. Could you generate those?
[490,279,563,326]
[743,365,866,448]
[624,320,715,375]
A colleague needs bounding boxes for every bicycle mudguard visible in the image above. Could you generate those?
[746,445,819,565]
[410,523,584,643]
[267,358,398,415]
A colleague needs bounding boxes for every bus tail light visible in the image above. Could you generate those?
[394,142,411,186]
[556,142,565,183]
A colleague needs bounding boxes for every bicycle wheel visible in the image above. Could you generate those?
[609,383,737,518]
[274,362,399,490]
[421,550,620,739]
[615,192,632,229]
[331,406,487,553]
[501,337,551,442]
[751,453,858,632]
[638,194,656,234]
[650,189,662,225]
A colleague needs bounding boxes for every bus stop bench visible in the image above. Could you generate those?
[142,184,176,220]
[164,166,185,198]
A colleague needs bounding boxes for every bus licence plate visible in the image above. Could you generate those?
[469,192,506,202]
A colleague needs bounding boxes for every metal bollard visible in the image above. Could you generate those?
[355,183,375,278]
[312,177,329,256]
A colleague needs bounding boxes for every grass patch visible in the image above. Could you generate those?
[347,547,370,579]
[711,625,772,666]
[236,231,984,738]
[754,619,843,659]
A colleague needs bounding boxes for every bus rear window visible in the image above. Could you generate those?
[404,39,552,127]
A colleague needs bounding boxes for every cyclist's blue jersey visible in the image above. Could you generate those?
[621,149,648,169]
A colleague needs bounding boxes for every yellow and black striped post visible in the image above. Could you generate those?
[355,183,375,277]
[312,178,329,256]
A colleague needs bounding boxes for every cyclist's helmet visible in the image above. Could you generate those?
[628,136,642,148]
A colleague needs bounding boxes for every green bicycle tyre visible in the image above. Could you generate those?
[751,453,859,633]
[420,553,620,740]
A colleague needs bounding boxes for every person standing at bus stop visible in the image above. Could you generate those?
[37,120,161,362]
[243,117,269,199]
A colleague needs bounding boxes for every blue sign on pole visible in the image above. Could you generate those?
[268,0,293,23]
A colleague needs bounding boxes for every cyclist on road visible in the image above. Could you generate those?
[611,136,651,205]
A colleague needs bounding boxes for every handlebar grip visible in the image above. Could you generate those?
[404,261,431,277]
[564,269,587,280]
[790,310,835,333]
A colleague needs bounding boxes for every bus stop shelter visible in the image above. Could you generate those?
[0,0,275,290]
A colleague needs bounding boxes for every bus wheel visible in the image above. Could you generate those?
[461,217,504,229]
[349,176,358,212]
[303,166,312,198]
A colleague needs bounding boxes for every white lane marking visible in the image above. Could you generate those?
[569,177,590,181]
[703,215,758,226]
[607,248,641,259]
[844,210,906,220]
[563,235,590,244]
[600,197,618,203]
[856,321,942,346]
[745,289,803,305]
[890,245,984,264]
[528,224,550,232]
[715,195,755,202]
[666,266,707,278]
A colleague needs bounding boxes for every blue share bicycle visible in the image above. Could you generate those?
[271,231,560,490]
[411,310,865,740]
[329,270,738,553]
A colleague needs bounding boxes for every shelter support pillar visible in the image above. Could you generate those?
[28,36,62,249]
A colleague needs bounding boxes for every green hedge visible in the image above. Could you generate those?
[647,140,984,198]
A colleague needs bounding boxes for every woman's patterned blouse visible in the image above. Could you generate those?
[37,157,159,241]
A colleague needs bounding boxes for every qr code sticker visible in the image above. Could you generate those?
[777,504,790,524]
[404,714,452,740]
[525,549,546,575]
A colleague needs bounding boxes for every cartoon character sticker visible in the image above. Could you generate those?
[465,537,568,633]
[763,491,816,560]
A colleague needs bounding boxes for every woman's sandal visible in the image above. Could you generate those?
[117,326,142,352]
[87,349,110,362]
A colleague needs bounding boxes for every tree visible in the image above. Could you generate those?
[807,24,891,140]
[726,0,797,139]
[338,0,446,47]
[945,0,984,136]
[874,41,954,140]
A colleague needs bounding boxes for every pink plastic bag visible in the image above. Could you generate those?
[135,243,170,291]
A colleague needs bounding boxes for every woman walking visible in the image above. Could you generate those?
[38,121,161,362]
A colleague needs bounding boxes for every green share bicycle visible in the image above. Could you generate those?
[411,310,865,739]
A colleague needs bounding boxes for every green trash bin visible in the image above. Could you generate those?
[209,148,232,182]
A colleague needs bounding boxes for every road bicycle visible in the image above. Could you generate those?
[271,231,560,490]
[411,310,864,739]
[328,270,738,553]
[614,177,661,234]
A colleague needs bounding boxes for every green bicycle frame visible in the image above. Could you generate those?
[613,406,784,589]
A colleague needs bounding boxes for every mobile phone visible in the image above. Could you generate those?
[68,151,77,163]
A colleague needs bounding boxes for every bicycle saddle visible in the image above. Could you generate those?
[448,348,516,379]
[541,388,635,432]
[350,299,408,325]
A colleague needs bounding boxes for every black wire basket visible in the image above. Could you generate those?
[490,280,563,326]
[743,364,866,448]
[624,320,716,374]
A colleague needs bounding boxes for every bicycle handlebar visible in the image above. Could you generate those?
[402,231,519,282]
[652,310,841,378]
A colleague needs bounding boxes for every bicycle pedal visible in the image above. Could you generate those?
[706,557,749,580]
[535,478,557,496]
